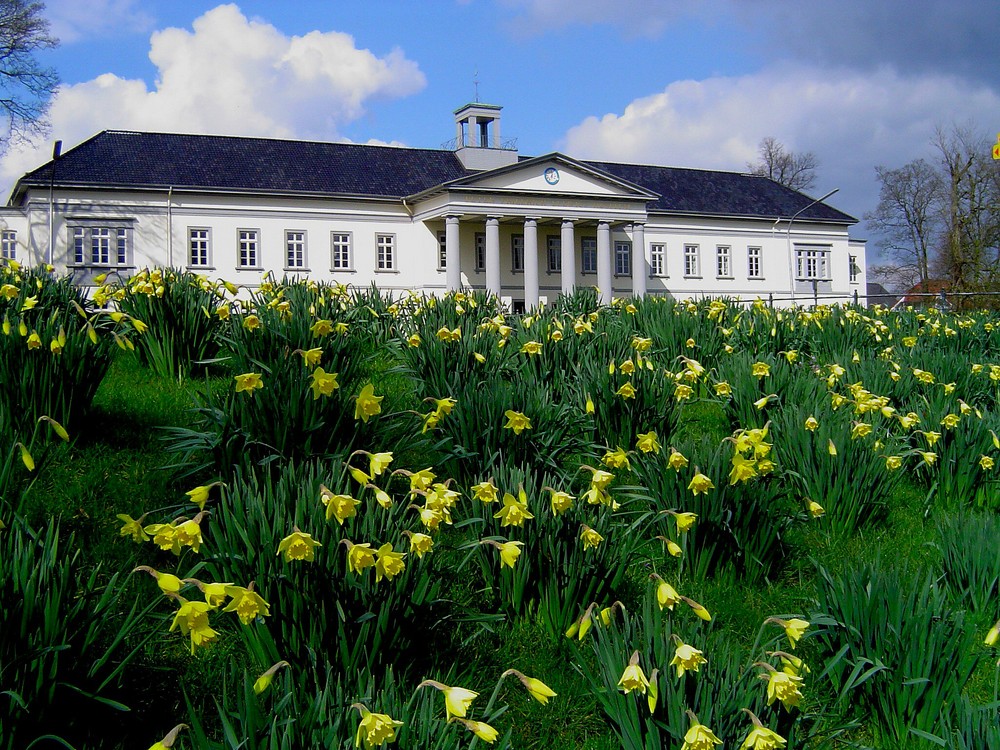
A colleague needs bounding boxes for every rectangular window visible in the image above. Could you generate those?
[285,230,306,269]
[747,246,762,278]
[615,241,632,276]
[474,233,486,272]
[189,228,210,268]
[716,245,731,278]
[684,244,700,277]
[650,243,666,277]
[581,237,597,274]
[116,228,128,266]
[849,254,860,283]
[511,234,524,272]
[72,225,132,267]
[92,227,111,265]
[547,236,561,273]
[238,229,259,269]
[332,232,352,271]
[1,230,16,260]
[376,233,395,271]
[795,247,830,280]
[437,232,447,271]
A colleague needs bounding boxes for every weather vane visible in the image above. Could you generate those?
[474,69,479,102]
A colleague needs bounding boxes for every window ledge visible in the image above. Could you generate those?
[236,266,264,272]
[684,275,703,280]
[716,276,735,280]
[748,276,766,281]
[375,269,400,274]
[284,267,311,273]
[332,268,357,273]
[187,265,216,271]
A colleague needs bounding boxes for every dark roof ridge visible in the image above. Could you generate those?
[95,128,451,154]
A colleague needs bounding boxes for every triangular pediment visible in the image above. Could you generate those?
[412,153,659,202]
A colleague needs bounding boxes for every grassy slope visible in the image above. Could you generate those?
[18,350,999,749]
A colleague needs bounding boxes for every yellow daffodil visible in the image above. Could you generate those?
[342,541,376,574]
[616,382,637,399]
[351,703,404,749]
[763,667,804,710]
[664,509,697,533]
[223,585,270,624]
[751,362,771,379]
[502,669,557,704]
[674,383,693,401]
[739,709,787,750]
[252,661,289,695]
[147,724,187,750]
[354,383,383,422]
[653,575,682,610]
[134,565,183,594]
[671,635,707,678]
[277,530,322,562]
[668,448,689,471]
[374,543,406,582]
[602,446,631,470]
[767,617,809,648]
[683,596,712,621]
[580,524,604,550]
[885,455,902,471]
[234,372,263,395]
[985,619,1000,647]
[418,680,478,720]
[310,367,340,399]
[117,513,149,543]
[806,499,825,518]
[714,381,732,397]
[682,720,722,750]
[520,340,543,355]
[242,314,262,331]
[503,409,532,434]
[471,479,499,504]
[450,718,498,744]
[618,650,650,694]
[494,487,534,527]
[980,455,995,471]
[688,472,714,496]
[636,431,661,454]
[546,487,574,515]
[321,486,360,525]
[169,597,218,653]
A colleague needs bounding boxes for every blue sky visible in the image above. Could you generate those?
[5,0,999,260]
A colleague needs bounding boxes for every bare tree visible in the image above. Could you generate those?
[932,125,1000,291]
[747,136,818,192]
[865,159,941,289]
[0,0,58,149]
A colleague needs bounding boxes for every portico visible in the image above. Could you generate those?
[409,153,657,308]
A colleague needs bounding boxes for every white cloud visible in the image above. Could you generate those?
[1,4,426,192]
[561,64,1000,221]
[44,0,154,43]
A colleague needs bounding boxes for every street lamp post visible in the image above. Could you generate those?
[784,188,838,306]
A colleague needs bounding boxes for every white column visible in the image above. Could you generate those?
[468,116,478,147]
[597,221,612,306]
[524,218,539,310]
[560,219,575,296]
[631,222,647,299]
[485,216,501,297]
[445,215,461,292]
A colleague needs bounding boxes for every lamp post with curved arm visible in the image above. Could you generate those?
[784,187,838,306]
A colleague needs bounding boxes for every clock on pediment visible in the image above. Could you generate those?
[543,167,560,185]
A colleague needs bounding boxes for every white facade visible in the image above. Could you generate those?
[0,106,867,308]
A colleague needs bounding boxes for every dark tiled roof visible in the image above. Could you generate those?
[16,131,471,198]
[14,130,855,224]
[586,160,856,223]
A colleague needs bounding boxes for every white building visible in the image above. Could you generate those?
[0,103,865,308]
